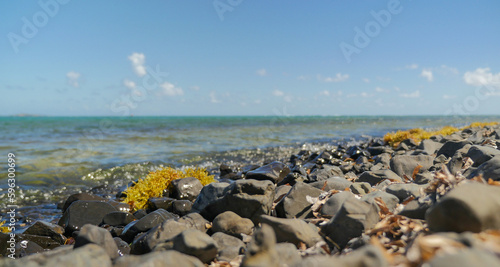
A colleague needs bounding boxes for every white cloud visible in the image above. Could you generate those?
[256,68,267,76]
[463,68,500,88]
[400,90,421,98]
[420,69,433,82]
[210,91,220,103]
[297,75,308,80]
[254,99,261,104]
[128,53,146,77]
[406,64,419,69]
[440,65,459,75]
[284,95,293,102]
[362,78,370,83]
[66,71,80,87]
[394,86,401,92]
[360,92,370,97]
[123,79,136,89]
[273,90,284,97]
[190,86,200,91]
[322,73,349,82]
[160,82,183,96]
[375,87,388,93]
[319,90,330,96]
[442,94,457,99]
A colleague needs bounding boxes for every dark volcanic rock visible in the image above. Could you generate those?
[171,177,204,202]
[14,240,44,258]
[200,179,275,224]
[74,224,120,260]
[321,197,379,248]
[102,211,135,227]
[172,200,193,216]
[212,211,254,238]
[468,156,500,181]
[130,219,188,255]
[120,209,177,243]
[358,169,402,186]
[308,165,343,182]
[178,213,210,233]
[171,229,218,263]
[23,220,65,244]
[58,200,117,235]
[385,183,424,202]
[114,237,131,255]
[398,200,431,220]
[417,139,443,155]
[61,192,106,212]
[148,197,175,211]
[245,161,290,184]
[426,183,500,233]
[465,145,500,167]
[436,140,472,158]
[260,215,322,248]
[309,176,353,191]
[275,182,323,219]
[212,232,245,262]
[320,191,357,217]
[192,182,231,212]
[390,154,434,178]
[114,250,204,267]
[350,182,372,195]
[361,190,400,212]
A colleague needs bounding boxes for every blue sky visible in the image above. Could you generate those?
[1,0,500,116]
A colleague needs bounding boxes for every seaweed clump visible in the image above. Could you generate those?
[122,167,215,211]
[384,121,499,147]
[0,220,10,233]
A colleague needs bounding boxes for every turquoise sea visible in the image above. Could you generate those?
[1,115,500,210]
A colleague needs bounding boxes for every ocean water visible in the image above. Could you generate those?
[1,115,500,209]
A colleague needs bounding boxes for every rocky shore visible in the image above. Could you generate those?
[2,123,500,266]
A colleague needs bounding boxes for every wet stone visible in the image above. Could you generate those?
[58,200,117,236]
[102,211,135,227]
[245,161,291,184]
[308,165,343,182]
[192,182,231,213]
[61,192,106,213]
[358,169,402,186]
[120,209,177,243]
[200,179,275,224]
[23,220,65,244]
[114,237,130,255]
[171,177,204,202]
[385,183,424,202]
[74,224,120,260]
[148,197,175,211]
[172,199,192,216]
